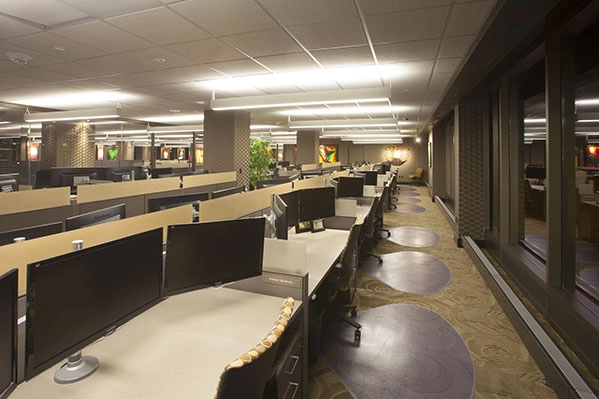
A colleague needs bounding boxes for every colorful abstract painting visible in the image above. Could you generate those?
[588,145,599,167]
[107,146,118,160]
[319,145,337,163]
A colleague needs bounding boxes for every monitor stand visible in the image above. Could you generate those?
[54,351,99,384]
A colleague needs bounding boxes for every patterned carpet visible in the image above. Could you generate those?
[307,186,558,399]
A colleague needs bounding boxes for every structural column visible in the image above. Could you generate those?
[41,122,95,169]
[203,110,251,188]
[296,130,319,165]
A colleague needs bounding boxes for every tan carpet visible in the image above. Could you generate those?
[308,186,557,399]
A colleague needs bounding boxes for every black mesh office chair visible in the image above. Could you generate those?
[377,184,391,237]
[328,223,363,340]
[387,174,397,210]
[359,196,382,264]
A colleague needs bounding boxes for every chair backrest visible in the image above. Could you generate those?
[415,168,424,177]
[378,184,389,216]
[214,297,294,399]
[329,223,363,291]
[361,196,380,241]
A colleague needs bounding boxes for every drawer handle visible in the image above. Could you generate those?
[284,382,299,399]
[285,355,299,375]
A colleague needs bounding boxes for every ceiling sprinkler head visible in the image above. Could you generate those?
[6,52,32,65]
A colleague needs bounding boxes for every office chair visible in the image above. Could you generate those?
[214,297,294,399]
[376,184,391,237]
[408,168,424,186]
[328,223,363,340]
[387,174,397,210]
[359,196,383,264]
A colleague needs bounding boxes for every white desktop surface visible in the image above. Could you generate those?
[288,228,349,295]
[12,288,300,399]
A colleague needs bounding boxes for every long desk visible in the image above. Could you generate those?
[11,288,301,399]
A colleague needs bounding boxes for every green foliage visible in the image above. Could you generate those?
[249,137,274,189]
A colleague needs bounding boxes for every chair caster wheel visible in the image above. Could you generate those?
[355,330,361,340]
[386,232,391,237]
[378,258,383,264]
[350,308,357,318]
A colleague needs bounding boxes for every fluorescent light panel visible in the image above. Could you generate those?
[24,107,121,122]
[290,117,397,129]
[147,125,203,133]
[280,105,410,117]
[210,87,391,111]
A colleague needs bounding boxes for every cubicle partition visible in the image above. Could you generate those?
[181,171,236,189]
[0,205,193,294]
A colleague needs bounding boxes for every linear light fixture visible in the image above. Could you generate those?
[344,138,403,144]
[290,117,397,129]
[147,125,203,133]
[210,87,391,111]
[320,129,401,137]
[24,106,121,123]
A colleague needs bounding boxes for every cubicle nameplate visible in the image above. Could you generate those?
[262,273,302,288]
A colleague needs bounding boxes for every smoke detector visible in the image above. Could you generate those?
[6,52,32,65]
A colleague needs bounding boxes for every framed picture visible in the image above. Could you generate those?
[295,221,312,234]
[311,219,325,233]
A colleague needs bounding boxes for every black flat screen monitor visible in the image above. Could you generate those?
[381,162,391,173]
[279,190,299,228]
[337,176,364,198]
[165,218,265,295]
[65,204,126,231]
[147,192,209,213]
[25,228,163,380]
[0,269,17,399]
[0,222,63,246]
[362,171,378,186]
[272,194,288,240]
[212,185,244,199]
[298,187,336,222]
[150,168,172,178]
[525,165,546,180]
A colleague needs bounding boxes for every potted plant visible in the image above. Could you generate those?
[249,137,274,190]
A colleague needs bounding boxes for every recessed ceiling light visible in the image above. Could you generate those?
[54,46,66,52]
[153,57,166,63]
[6,52,32,65]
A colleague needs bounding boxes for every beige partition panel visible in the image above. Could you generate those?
[323,162,341,169]
[181,171,236,189]
[0,205,192,294]
[0,187,71,216]
[330,170,350,179]
[294,176,329,190]
[300,163,319,171]
[199,183,293,222]
[77,177,181,204]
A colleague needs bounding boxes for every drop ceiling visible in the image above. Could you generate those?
[0,0,498,143]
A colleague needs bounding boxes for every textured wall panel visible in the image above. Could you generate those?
[41,122,95,169]
[204,110,250,188]
[432,125,447,199]
[455,99,488,240]
[297,130,319,165]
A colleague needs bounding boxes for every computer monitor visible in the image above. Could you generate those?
[279,190,299,228]
[147,192,209,213]
[65,204,126,231]
[165,218,265,295]
[50,168,101,188]
[298,187,336,222]
[381,162,391,174]
[337,176,364,198]
[25,228,163,381]
[0,222,63,246]
[256,178,289,189]
[150,168,172,178]
[272,194,288,240]
[525,165,546,180]
[0,269,17,399]
[211,185,244,199]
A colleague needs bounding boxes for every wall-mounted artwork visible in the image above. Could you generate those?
[107,145,118,161]
[587,145,599,167]
[384,144,409,166]
[319,144,338,163]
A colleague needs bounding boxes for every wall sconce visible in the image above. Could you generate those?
[27,141,39,161]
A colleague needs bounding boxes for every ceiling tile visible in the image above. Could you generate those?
[0,42,65,66]
[434,58,461,75]
[439,35,475,58]
[259,0,358,25]
[6,32,107,61]
[312,47,375,68]
[446,1,494,36]
[288,19,367,50]
[63,80,125,91]
[359,0,452,16]
[337,75,383,90]
[129,65,224,85]
[52,21,154,53]
[223,29,302,57]
[97,75,153,89]
[6,67,77,83]
[167,39,245,64]
[366,7,450,44]
[118,48,196,70]
[42,61,115,79]
[0,0,89,27]
[0,14,41,39]
[130,82,199,96]
[106,7,211,45]
[254,53,320,73]
[375,39,440,63]
[0,72,44,88]
[207,59,271,76]
[77,55,150,74]
[293,80,340,92]
[218,87,267,97]
[427,73,453,95]
[384,60,435,76]
[59,0,164,18]
[169,0,278,36]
